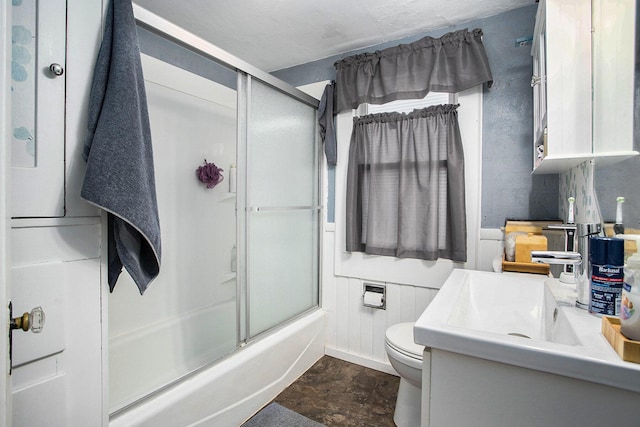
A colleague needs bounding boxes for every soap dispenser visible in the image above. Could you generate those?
[618,235,640,340]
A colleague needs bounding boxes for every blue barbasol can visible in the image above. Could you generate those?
[589,237,624,316]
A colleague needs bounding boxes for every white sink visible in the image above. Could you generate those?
[414,269,640,393]
[447,271,580,346]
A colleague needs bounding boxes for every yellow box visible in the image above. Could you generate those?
[515,233,548,263]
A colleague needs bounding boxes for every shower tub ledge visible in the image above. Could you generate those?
[109,309,325,427]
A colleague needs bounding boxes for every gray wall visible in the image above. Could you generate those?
[272,4,559,228]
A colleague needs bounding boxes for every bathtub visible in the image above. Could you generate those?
[109,309,325,426]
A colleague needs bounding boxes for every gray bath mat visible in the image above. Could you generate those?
[242,402,325,427]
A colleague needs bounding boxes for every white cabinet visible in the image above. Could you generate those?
[426,349,640,426]
[531,0,639,173]
[10,0,101,218]
[530,6,547,157]
[11,0,67,217]
[592,0,639,164]
[530,0,593,174]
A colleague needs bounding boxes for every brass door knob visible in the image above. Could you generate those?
[10,306,45,333]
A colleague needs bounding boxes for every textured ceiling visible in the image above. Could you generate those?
[133,0,534,72]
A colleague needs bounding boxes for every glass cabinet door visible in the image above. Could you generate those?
[11,0,66,217]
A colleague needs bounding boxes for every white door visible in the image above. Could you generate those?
[2,0,13,424]
[9,221,103,426]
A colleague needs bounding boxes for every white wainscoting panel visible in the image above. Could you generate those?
[323,230,439,374]
[478,228,505,272]
[326,276,438,375]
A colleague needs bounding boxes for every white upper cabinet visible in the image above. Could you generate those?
[11,0,66,217]
[531,0,593,174]
[592,0,639,164]
[530,10,547,155]
[531,0,639,174]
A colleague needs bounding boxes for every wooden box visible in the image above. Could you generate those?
[601,316,640,363]
[501,255,550,275]
[502,220,557,274]
[515,233,548,263]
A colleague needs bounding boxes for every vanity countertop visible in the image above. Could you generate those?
[414,269,640,393]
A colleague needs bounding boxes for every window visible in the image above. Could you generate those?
[361,92,453,115]
[345,92,467,262]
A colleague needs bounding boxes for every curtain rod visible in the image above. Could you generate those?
[132,4,319,108]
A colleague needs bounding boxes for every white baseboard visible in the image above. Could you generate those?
[324,347,398,377]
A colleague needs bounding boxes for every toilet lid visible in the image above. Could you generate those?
[385,322,424,358]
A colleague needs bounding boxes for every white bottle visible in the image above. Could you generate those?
[620,236,640,340]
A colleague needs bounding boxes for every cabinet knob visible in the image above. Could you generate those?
[49,63,64,76]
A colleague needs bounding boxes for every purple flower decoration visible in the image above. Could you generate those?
[196,160,224,189]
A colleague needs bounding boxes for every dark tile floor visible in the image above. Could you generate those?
[273,356,400,427]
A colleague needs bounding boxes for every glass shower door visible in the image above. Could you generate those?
[245,79,320,338]
[108,54,239,412]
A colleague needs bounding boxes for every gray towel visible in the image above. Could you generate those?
[318,82,337,166]
[81,0,161,295]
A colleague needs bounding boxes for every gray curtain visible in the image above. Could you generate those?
[318,82,337,165]
[334,28,492,112]
[345,105,467,262]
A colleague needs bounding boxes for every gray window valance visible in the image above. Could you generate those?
[334,28,493,111]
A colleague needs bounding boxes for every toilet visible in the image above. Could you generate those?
[385,322,425,427]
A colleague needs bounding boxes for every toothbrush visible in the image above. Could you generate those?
[614,196,625,235]
[567,197,575,224]
[565,197,576,272]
